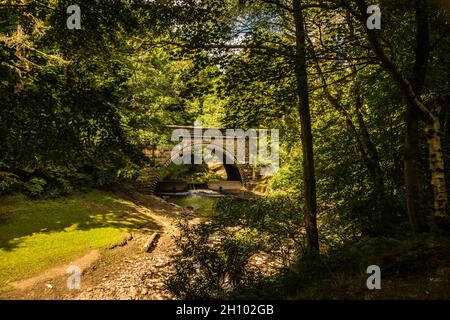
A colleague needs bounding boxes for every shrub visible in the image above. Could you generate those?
[0,171,22,195]
[166,221,263,299]
[212,192,306,259]
[166,193,307,299]
[24,177,47,197]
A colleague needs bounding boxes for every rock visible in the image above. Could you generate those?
[130,286,138,298]
[45,283,53,289]
[142,233,161,253]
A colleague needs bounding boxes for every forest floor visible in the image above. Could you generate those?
[0,191,194,300]
[1,190,450,300]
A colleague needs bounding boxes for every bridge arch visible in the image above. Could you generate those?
[162,142,247,185]
[137,125,260,194]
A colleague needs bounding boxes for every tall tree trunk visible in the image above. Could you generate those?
[293,0,319,256]
[355,0,431,233]
[445,107,450,203]
[404,104,428,233]
[14,0,26,94]
[346,13,384,195]
[327,16,386,204]
[404,0,430,233]
[311,47,385,207]
[352,75,385,199]
[314,64,376,189]
[427,111,449,221]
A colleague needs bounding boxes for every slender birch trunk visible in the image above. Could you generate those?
[427,114,449,220]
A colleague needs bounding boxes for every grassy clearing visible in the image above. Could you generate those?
[0,190,157,291]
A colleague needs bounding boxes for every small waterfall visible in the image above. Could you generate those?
[187,183,207,190]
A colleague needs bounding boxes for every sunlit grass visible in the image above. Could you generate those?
[0,190,155,292]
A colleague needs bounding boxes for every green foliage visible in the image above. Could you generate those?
[1,0,450,299]
[169,194,219,217]
[212,193,306,255]
[0,1,230,197]
[167,193,306,298]
[0,163,22,194]
[23,178,47,197]
[249,236,450,299]
[167,221,263,299]
[0,1,173,196]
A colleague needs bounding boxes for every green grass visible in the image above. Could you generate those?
[0,190,157,291]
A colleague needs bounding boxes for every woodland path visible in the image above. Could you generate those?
[0,194,195,300]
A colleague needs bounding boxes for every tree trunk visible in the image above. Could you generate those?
[346,12,385,197]
[427,115,449,220]
[404,104,428,233]
[445,107,450,204]
[318,73,375,188]
[293,0,319,256]
[352,76,385,199]
[355,0,431,233]
[14,1,26,94]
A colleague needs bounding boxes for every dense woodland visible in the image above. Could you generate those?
[1,0,450,299]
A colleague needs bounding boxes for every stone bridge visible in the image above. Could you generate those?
[136,125,272,193]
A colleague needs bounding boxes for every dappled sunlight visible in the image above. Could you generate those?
[0,192,161,251]
[0,191,162,291]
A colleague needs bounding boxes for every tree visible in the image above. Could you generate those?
[351,0,450,230]
[142,0,321,255]
[292,0,319,254]
[0,0,152,194]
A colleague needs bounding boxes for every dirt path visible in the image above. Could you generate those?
[0,193,193,300]
[10,250,101,291]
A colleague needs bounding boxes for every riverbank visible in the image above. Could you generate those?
[0,190,194,299]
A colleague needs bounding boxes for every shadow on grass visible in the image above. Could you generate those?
[0,191,161,251]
